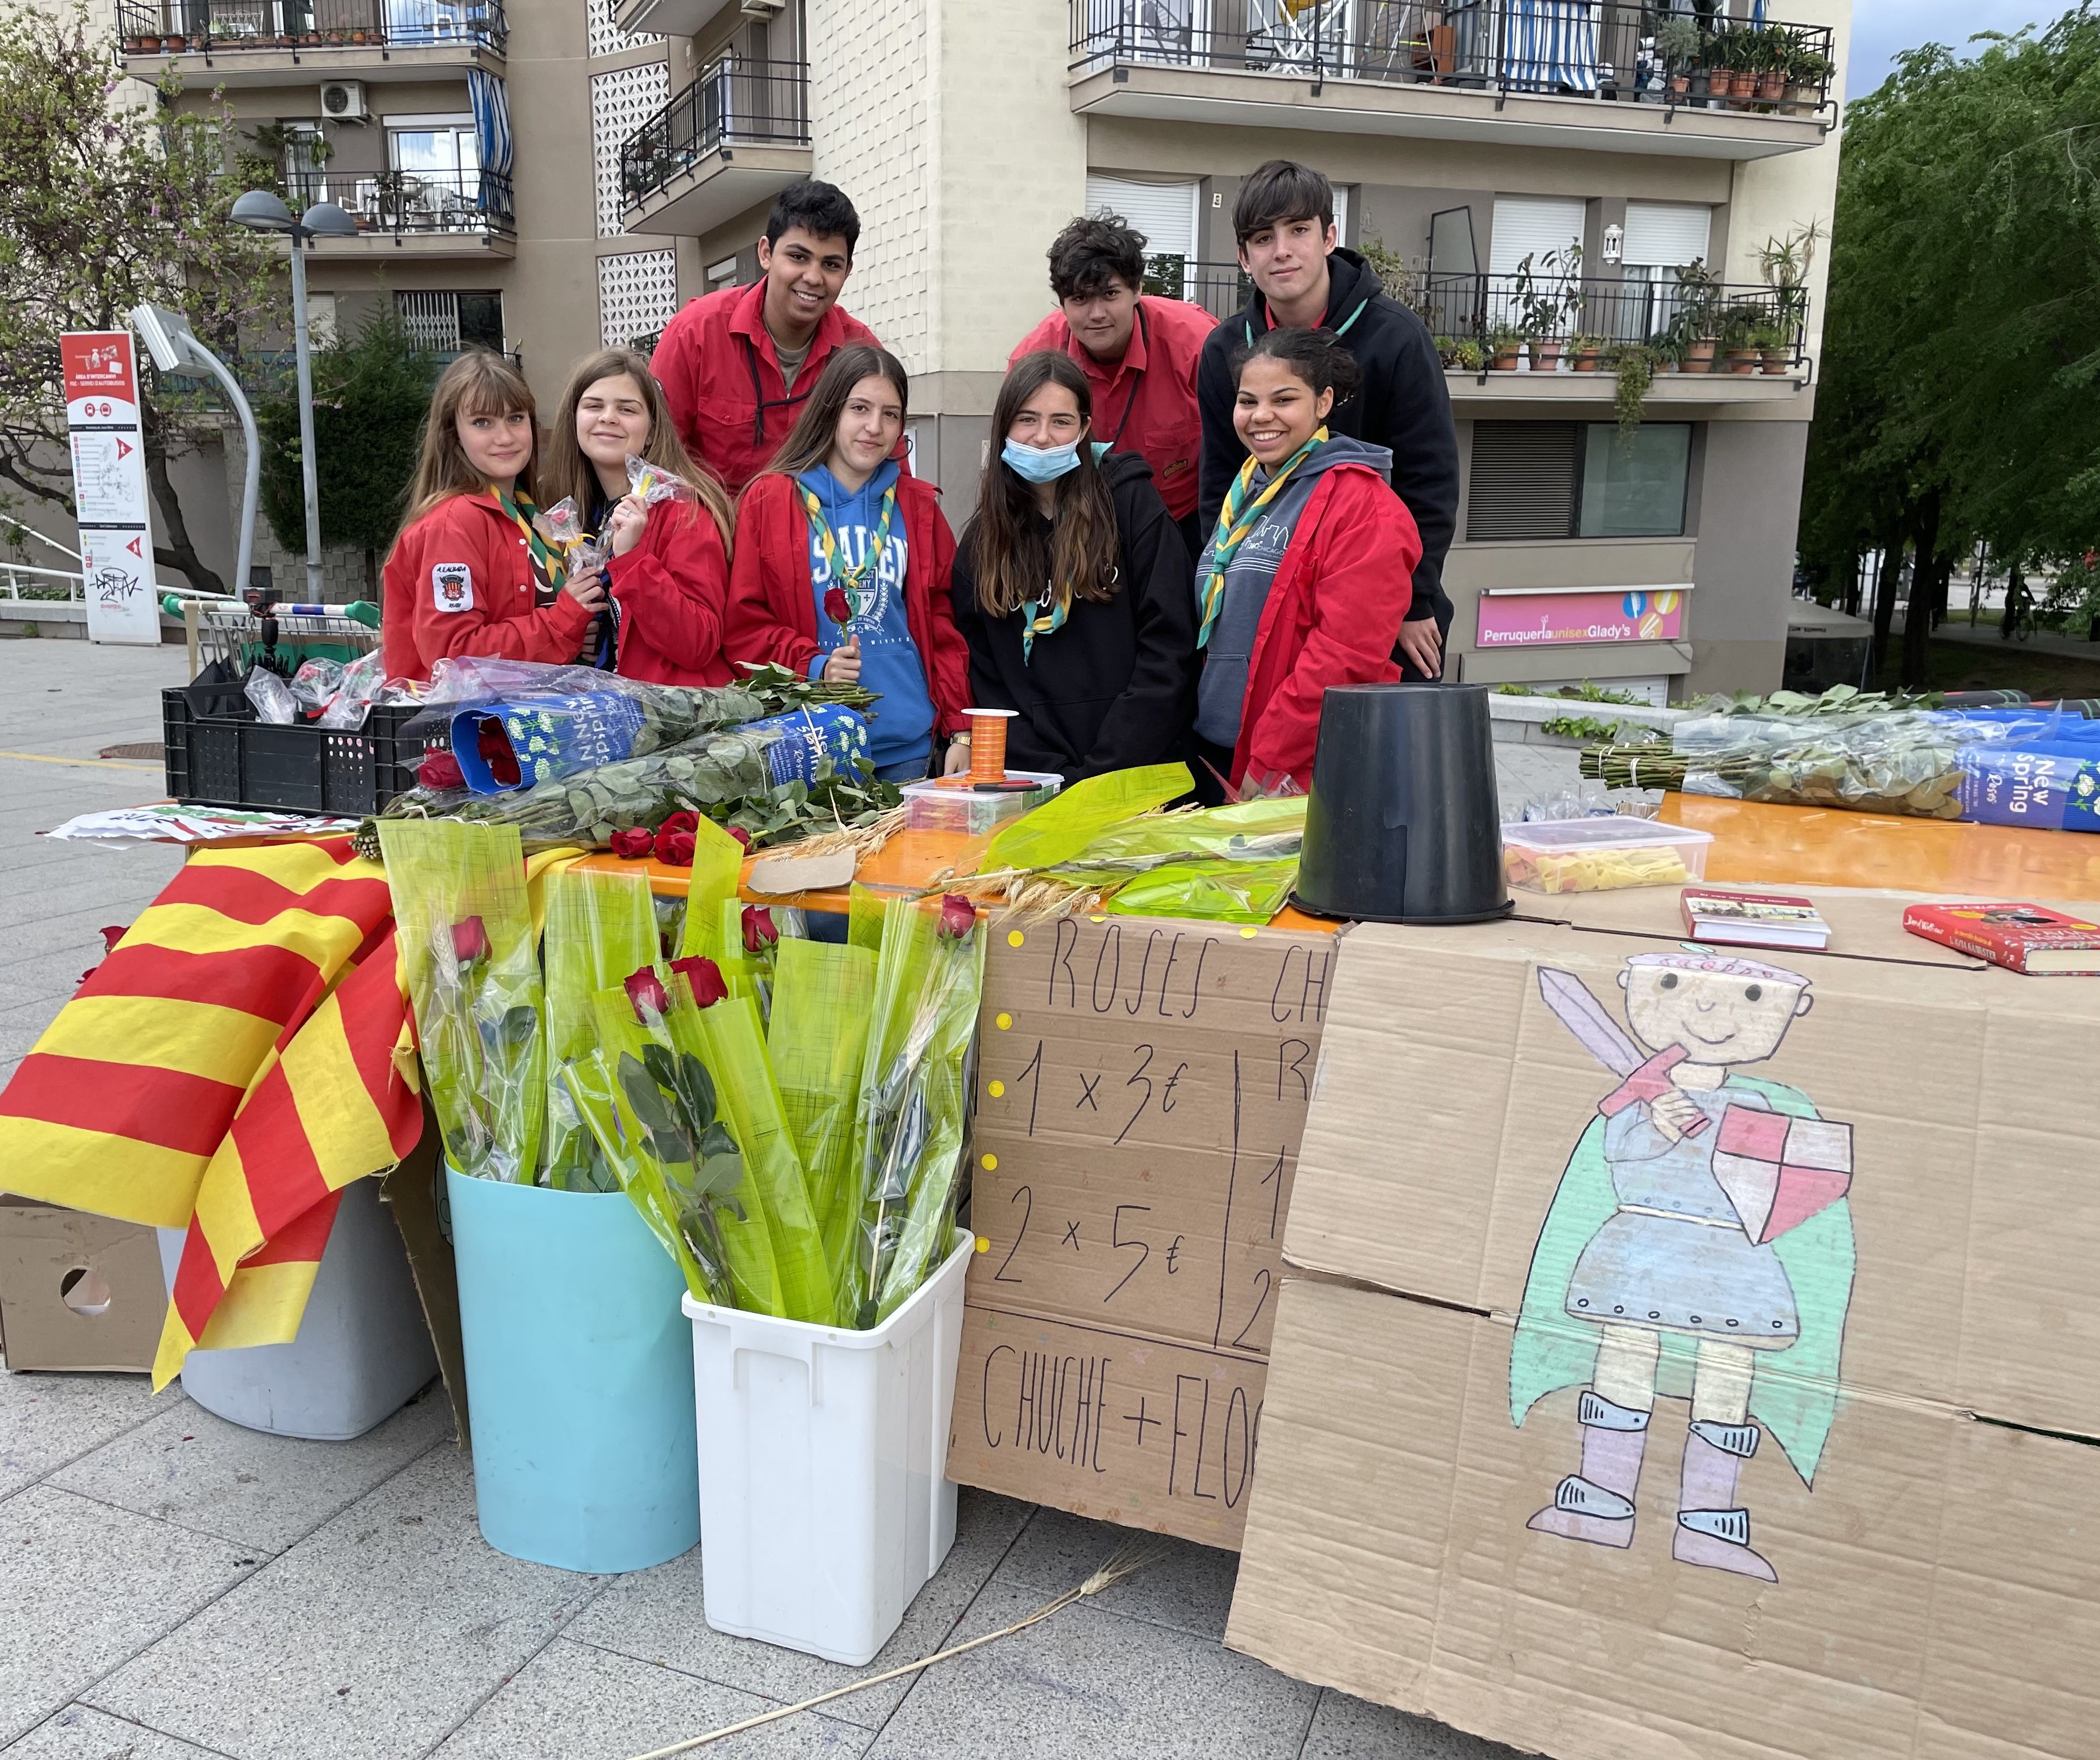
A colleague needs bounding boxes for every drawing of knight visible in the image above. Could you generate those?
[1510,950,1857,1582]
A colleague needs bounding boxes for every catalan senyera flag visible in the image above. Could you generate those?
[0,837,420,1385]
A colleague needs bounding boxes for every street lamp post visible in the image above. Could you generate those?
[127,303,261,602]
[230,190,359,602]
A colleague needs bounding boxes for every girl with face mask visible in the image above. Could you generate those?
[948,350,1197,785]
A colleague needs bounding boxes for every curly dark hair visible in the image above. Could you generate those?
[1047,213,1148,302]
[765,180,861,259]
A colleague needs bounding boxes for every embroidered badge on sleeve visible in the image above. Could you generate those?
[431,562,474,612]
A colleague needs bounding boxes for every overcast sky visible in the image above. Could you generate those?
[1846,0,2059,98]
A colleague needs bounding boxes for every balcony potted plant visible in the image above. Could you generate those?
[1452,336,1487,373]
[1751,321,1794,374]
[136,30,161,49]
[1655,15,1699,100]
[1611,343,1659,440]
[1513,247,1578,371]
[1569,333,1607,372]
[1486,324,1523,371]
[1718,306,1761,373]
[1754,29,1789,104]
[1787,41,1835,109]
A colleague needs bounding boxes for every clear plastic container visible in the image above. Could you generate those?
[1501,816,1714,894]
[900,771,1062,835]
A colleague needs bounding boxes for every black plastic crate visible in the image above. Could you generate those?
[162,686,435,815]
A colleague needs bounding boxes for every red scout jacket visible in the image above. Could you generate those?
[380,491,593,683]
[652,281,882,494]
[1229,463,1424,792]
[723,471,973,734]
[606,499,735,687]
[1009,296,1216,522]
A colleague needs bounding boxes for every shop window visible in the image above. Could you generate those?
[1468,422,1691,540]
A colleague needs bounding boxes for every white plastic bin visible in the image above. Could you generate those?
[682,1228,973,1665]
[154,1175,438,1441]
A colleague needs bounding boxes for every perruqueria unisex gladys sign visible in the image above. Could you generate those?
[1226,897,2100,1760]
[946,914,1335,1549]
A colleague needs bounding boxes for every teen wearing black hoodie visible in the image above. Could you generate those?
[951,350,1197,784]
[1196,159,1460,682]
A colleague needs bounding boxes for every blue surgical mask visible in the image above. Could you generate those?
[1002,438,1083,484]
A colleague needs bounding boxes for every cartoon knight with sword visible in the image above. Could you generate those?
[1509,950,1857,1581]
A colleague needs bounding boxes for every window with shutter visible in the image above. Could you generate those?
[1489,196,1585,277]
[1468,423,1580,540]
[1622,201,1712,270]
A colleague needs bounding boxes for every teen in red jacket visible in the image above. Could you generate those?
[540,345,737,686]
[725,345,972,780]
[651,181,881,495]
[380,351,602,682]
[1010,213,1215,560]
[1190,328,1424,800]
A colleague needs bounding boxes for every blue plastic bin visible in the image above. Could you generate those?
[446,1170,699,1573]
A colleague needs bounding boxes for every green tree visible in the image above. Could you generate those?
[258,308,434,593]
[1799,8,2100,685]
[0,3,279,592]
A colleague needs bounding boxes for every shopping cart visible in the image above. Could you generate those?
[183,590,381,683]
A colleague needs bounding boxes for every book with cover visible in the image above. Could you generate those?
[1901,902,2100,974]
[1680,888,1831,950]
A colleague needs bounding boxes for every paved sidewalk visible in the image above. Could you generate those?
[0,634,1530,1760]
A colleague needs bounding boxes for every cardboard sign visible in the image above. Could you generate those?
[62,330,159,646]
[0,1197,167,1373]
[1226,904,2100,1760]
[946,915,1335,1548]
[1476,588,1686,648]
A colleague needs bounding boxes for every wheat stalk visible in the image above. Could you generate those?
[619,1544,1163,1760]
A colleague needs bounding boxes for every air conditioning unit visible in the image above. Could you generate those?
[739,0,786,16]
[318,80,368,122]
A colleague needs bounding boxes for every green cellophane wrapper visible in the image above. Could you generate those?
[568,978,786,1312]
[712,897,806,1026]
[379,821,545,1183]
[687,991,834,1325]
[1101,860,1299,922]
[848,897,986,1327]
[847,882,889,954]
[677,817,749,964]
[978,762,1191,875]
[540,866,659,1191]
[767,937,877,1310]
[1071,797,1306,922]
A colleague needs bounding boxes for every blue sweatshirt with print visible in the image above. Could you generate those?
[800,460,935,775]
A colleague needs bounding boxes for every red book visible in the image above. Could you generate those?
[1902,902,2100,974]
[1680,888,1830,950]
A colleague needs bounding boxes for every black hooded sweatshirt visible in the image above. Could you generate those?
[1196,245,1460,641]
[950,450,1197,785]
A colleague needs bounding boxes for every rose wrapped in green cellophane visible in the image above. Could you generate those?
[846,893,985,1328]
[540,865,659,1191]
[566,966,785,1311]
[712,899,806,1024]
[767,936,877,1309]
[378,820,545,1183]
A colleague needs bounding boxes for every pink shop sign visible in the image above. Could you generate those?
[1477,588,1687,648]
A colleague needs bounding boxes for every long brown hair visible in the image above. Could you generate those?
[756,344,910,482]
[395,349,537,537]
[541,347,734,557]
[968,351,1121,618]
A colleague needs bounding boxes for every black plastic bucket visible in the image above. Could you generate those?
[1292,683,1512,925]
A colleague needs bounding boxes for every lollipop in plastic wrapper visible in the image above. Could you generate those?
[317,649,388,730]
[288,657,345,712]
[244,668,299,725]
[627,454,697,507]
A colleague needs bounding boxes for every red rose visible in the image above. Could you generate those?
[474,719,520,786]
[658,810,699,837]
[655,828,697,867]
[725,824,751,850]
[451,916,488,964]
[741,905,778,953]
[823,586,852,627]
[624,966,670,1020]
[938,894,977,942]
[609,827,654,860]
[417,748,465,791]
[670,954,729,1007]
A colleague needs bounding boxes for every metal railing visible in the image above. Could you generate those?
[280,168,515,236]
[1070,1,1836,116]
[1,563,88,603]
[1160,260,1808,368]
[620,55,811,208]
[117,0,505,52]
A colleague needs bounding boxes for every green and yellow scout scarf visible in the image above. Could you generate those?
[1196,427,1328,649]
[800,478,899,621]
[493,485,565,601]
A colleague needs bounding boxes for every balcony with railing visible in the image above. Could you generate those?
[1150,257,1811,398]
[117,0,505,81]
[1070,1,1836,159]
[278,168,516,251]
[619,55,811,239]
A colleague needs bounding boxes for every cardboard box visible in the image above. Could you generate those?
[1226,902,2100,1759]
[0,1196,168,1372]
[946,914,1336,1548]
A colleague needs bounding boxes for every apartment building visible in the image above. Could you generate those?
[613,0,1852,699]
[111,0,686,590]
